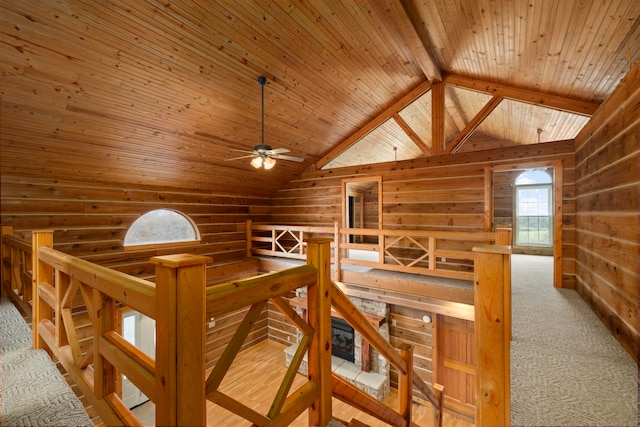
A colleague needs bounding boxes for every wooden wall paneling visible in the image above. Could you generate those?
[388,305,433,398]
[573,61,639,362]
[0,176,272,278]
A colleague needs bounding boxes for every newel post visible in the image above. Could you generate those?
[32,230,54,350]
[152,253,212,427]
[495,225,512,340]
[306,238,333,426]
[472,245,511,427]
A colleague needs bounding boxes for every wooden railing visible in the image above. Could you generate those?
[247,219,338,261]
[246,221,511,282]
[1,225,39,322]
[26,231,452,426]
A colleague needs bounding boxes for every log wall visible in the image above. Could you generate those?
[0,175,271,277]
[573,62,639,362]
[0,175,273,368]
[270,140,576,405]
[272,141,576,284]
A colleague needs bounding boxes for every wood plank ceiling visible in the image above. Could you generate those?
[1,0,639,195]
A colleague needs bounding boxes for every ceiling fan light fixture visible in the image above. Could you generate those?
[263,156,276,170]
[250,156,263,169]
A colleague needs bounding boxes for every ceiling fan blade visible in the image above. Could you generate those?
[230,148,258,154]
[266,147,290,154]
[225,154,257,161]
[271,154,304,162]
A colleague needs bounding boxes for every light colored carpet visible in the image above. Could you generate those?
[510,255,638,426]
[0,298,93,427]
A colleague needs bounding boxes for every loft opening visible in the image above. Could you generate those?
[124,209,200,249]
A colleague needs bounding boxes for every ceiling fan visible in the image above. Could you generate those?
[226,76,304,169]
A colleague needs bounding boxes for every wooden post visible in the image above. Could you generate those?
[152,253,211,427]
[1,225,13,297]
[398,343,413,427]
[246,219,253,258]
[472,245,511,427]
[93,288,116,400]
[306,238,333,426]
[432,383,445,427]
[431,81,445,155]
[495,225,513,341]
[334,221,341,281]
[32,230,53,350]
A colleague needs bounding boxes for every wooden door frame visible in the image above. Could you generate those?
[342,176,383,230]
[484,160,563,288]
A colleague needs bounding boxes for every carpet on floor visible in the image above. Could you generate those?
[0,298,93,427]
[510,255,638,427]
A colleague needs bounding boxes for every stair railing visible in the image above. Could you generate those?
[1,225,36,321]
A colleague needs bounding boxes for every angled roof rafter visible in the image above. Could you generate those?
[443,75,599,116]
[315,80,432,170]
[445,95,504,155]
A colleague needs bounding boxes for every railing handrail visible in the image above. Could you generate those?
[340,226,497,242]
[251,223,336,233]
[2,232,33,254]
[38,246,156,318]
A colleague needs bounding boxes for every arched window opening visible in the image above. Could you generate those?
[515,169,553,247]
[124,209,200,248]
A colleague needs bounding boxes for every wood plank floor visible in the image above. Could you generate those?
[132,339,473,426]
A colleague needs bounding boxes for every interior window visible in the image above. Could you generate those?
[124,209,200,248]
[515,170,553,247]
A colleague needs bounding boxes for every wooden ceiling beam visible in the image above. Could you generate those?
[380,0,443,83]
[315,80,432,170]
[444,74,599,117]
[392,113,431,157]
[431,81,445,156]
[445,95,504,155]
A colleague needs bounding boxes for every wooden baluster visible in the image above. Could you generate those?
[432,383,444,427]
[334,221,341,281]
[428,236,436,270]
[306,238,333,427]
[152,253,211,427]
[32,230,53,350]
[55,270,70,348]
[472,245,511,427]
[1,225,13,298]
[246,219,253,258]
[271,228,276,252]
[398,343,413,427]
[93,288,116,401]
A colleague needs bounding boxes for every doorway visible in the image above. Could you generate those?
[485,161,563,287]
[342,176,382,245]
[121,309,155,408]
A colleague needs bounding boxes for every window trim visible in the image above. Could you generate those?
[123,209,200,251]
[514,183,553,247]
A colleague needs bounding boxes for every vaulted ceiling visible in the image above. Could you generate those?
[2,1,639,196]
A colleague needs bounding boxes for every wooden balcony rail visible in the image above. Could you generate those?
[247,219,338,260]
[1,225,36,321]
[246,221,511,284]
[23,226,510,426]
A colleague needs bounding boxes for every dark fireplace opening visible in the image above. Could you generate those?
[331,317,355,362]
